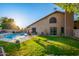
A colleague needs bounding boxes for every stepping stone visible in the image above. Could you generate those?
[0,53,3,56]
[0,48,2,53]
[0,47,6,56]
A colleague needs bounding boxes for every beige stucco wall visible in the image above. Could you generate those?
[27,12,65,35]
[74,29,79,38]
[64,11,74,36]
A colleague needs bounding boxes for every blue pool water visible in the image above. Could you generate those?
[4,33,26,39]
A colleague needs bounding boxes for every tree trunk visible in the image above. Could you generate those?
[64,11,74,36]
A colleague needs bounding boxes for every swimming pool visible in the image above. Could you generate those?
[1,33,27,40]
[0,33,29,43]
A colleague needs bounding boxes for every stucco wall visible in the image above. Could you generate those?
[27,12,65,35]
[64,11,74,36]
[74,29,79,38]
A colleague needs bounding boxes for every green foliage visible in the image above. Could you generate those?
[0,40,46,56]
[56,3,79,14]
[1,17,14,29]
[0,17,20,30]
[0,27,2,29]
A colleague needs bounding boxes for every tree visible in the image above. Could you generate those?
[1,17,20,30]
[55,3,78,36]
[1,17,9,29]
[56,3,79,14]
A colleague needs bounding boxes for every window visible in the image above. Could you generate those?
[74,26,77,29]
[61,27,64,34]
[32,28,36,33]
[50,27,57,35]
[49,17,57,23]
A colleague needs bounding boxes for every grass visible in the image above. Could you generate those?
[33,36,79,56]
[0,36,79,56]
[0,40,46,56]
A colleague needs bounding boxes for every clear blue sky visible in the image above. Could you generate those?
[0,3,64,28]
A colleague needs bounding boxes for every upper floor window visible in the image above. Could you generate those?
[49,17,57,23]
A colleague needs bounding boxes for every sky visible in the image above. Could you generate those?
[0,3,64,28]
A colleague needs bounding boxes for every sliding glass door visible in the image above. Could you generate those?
[50,27,57,35]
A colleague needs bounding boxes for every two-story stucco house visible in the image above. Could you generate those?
[26,11,74,36]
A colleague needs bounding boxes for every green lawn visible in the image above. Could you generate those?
[0,40,46,56]
[0,36,79,56]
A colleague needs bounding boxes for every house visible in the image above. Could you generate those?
[74,20,79,29]
[74,20,79,38]
[26,11,74,36]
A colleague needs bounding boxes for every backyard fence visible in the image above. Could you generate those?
[74,29,79,38]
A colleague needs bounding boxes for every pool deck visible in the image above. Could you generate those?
[11,36,31,43]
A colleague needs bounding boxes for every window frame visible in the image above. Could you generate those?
[49,17,57,23]
[32,27,36,33]
[50,27,57,35]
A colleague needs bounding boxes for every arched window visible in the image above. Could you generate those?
[49,17,57,23]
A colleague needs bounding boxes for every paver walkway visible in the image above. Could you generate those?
[0,47,5,56]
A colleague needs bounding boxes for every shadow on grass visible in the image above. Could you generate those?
[46,45,79,56]
[34,36,79,56]
[39,36,79,48]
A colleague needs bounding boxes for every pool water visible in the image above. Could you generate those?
[4,33,26,39]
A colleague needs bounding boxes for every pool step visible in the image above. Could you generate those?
[0,47,6,56]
